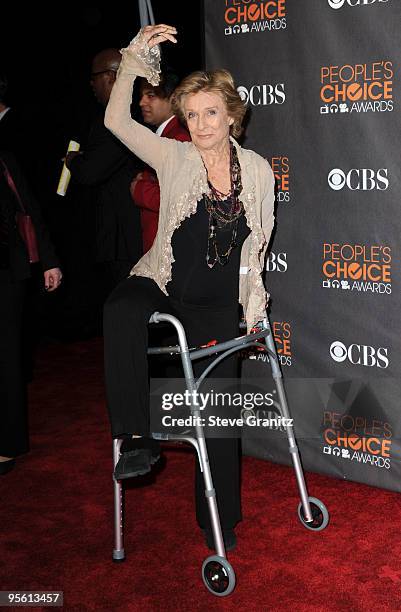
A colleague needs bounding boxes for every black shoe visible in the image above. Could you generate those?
[121,437,161,463]
[0,459,15,476]
[114,438,161,480]
[114,448,152,480]
[203,528,237,552]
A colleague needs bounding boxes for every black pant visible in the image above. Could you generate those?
[104,275,241,530]
[0,271,28,457]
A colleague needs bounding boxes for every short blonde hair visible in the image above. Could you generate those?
[171,69,246,139]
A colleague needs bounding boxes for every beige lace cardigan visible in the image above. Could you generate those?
[104,31,275,333]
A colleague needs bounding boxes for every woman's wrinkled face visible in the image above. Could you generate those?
[183,90,234,152]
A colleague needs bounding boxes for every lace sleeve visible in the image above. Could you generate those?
[118,30,161,86]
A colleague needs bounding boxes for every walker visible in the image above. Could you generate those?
[112,314,329,597]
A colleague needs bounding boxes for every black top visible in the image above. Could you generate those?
[167,198,250,308]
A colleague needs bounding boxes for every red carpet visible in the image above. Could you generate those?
[1,338,401,611]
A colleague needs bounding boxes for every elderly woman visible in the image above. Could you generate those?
[104,24,275,550]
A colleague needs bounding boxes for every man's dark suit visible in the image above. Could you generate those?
[0,151,60,457]
[68,111,142,291]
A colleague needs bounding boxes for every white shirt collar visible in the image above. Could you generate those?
[156,115,175,136]
[0,107,11,122]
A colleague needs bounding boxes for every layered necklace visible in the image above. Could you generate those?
[204,143,244,268]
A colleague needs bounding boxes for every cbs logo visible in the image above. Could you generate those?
[266,252,288,272]
[330,341,389,368]
[328,168,389,191]
[237,83,286,106]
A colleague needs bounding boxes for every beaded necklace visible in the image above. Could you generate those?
[204,143,244,268]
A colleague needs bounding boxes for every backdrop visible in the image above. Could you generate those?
[204,0,401,492]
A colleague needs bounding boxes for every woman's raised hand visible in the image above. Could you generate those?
[141,24,177,49]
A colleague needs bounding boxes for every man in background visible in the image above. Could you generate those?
[66,49,142,314]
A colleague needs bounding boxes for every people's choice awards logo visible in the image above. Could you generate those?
[322,411,392,470]
[273,321,292,366]
[322,242,392,294]
[328,0,389,8]
[328,168,389,191]
[320,60,394,115]
[270,156,290,203]
[224,0,287,36]
[237,83,286,106]
[329,341,389,368]
[247,321,292,366]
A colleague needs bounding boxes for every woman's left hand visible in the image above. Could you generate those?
[141,24,177,49]
[44,268,63,292]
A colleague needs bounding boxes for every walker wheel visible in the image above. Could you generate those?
[202,556,236,596]
[297,496,329,531]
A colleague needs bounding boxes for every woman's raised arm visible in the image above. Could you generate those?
[104,25,178,171]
